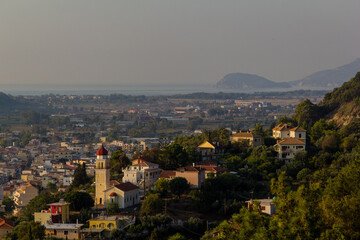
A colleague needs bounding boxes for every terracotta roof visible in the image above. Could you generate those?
[177,166,203,172]
[132,158,158,167]
[0,217,14,229]
[97,144,108,156]
[159,170,176,179]
[200,166,226,172]
[273,123,294,131]
[289,126,307,132]
[198,141,215,149]
[277,138,305,145]
[115,182,139,192]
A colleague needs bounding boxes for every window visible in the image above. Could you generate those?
[64,231,68,235]
[261,206,266,211]
[299,134,302,138]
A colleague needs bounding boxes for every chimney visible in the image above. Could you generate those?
[193,162,195,167]
[138,158,140,164]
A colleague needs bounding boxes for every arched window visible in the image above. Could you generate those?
[108,223,114,230]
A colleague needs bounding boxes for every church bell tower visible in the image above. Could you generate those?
[95,144,110,205]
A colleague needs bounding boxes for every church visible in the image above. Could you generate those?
[95,145,140,209]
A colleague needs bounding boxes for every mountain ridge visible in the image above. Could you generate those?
[216,58,360,90]
[216,73,291,89]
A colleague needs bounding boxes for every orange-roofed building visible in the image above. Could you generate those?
[275,138,306,160]
[0,217,14,238]
[272,124,306,140]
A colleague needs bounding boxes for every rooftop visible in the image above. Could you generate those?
[277,138,306,145]
[115,182,139,192]
[198,141,215,149]
[97,144,108,156]
[44,223,83,230]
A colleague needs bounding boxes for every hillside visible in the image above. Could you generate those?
[216,73,291,89]
[0,92,20,113]
[291,58,360,88]
[318,72,360,125]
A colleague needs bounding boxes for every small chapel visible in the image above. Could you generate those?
[95,145,140,209]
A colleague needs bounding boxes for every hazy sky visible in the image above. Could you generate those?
[0,0,359,85]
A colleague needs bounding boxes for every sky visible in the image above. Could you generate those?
[0,0,359,86]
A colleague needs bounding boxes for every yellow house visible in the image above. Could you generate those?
[197,141,216,160]
[21,174,34,182]
[89,215,121,231]
[81,215,134,239]
[230,131,262,147]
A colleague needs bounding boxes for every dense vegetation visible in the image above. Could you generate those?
[199,72,360,239]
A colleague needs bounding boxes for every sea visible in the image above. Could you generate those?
[0,83,331,96]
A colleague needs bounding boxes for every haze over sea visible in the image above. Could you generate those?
[0,83,331,96]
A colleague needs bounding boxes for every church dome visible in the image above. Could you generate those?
[97,144,108,156]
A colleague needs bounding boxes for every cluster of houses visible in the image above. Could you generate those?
[0,122,307,239]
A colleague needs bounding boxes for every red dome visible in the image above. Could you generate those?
[97,144,108,156]
[109,192,118,197]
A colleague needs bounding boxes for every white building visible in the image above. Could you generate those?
[275,138,306,160]
[246,199,276,216]
[122,159,162,190]
[272,124,306,140]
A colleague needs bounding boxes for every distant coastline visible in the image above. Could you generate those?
[0,83,333,96]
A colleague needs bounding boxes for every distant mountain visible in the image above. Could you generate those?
[291,58,360,88]
[216,73,291,89]
[0,92,32,114]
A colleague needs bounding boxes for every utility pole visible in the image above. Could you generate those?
[206,221,209,232]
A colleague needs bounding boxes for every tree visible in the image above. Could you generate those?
[293,99,320,130]
[253,123,266,137]
[320,158,360,239]
[46,182,57,193]
[23,191,61,220]
[110,229,125,240]
[159,144,189,169]
[201,206,271,240]
[140,193,163,216]
[169,233,187,240]
[106,202,120,214]
[79,208,92,223]
[110,150,131,178]
[64,191,94,211]
[169,177,190,198]
[149,228,159,240]
[2,197,15,214]
[6,221,45,240]
[71,163,91,188]
[154,177,170,197]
